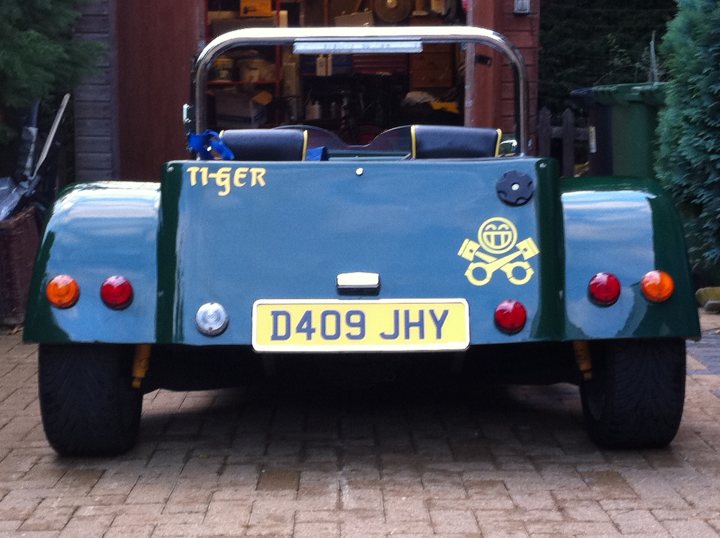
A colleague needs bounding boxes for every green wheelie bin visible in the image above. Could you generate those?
[591,82,666,178]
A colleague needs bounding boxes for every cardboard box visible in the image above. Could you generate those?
[334,11,374,26]
[299,55,353,76]
[214,91,267,129]
[240,0,273,18]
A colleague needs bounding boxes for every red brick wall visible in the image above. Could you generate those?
[116,1,205,180]
[469,0,540,152]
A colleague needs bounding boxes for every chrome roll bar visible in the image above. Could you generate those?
[192,26,528,155]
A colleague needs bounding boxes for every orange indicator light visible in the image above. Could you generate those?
[641,270,674,303]
[46,275,80,308]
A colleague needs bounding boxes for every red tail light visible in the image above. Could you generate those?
[588,272,621,306]
[100,276,133,310]
[494,300,527,334]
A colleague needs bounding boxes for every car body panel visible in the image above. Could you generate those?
[24,182,160,343]
[157,158,545,345]
[23,159,700,345]
[561,176,699,339]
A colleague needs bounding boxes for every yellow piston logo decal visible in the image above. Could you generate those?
[458,217,539,286]
[186,165,267,196]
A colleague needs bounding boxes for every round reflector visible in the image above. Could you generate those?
[494,299,527,334]
[588,272,621,306]
[196,302,229,336]
[641,270,674,303]
[46,275,80,308]
[100,276,134,309]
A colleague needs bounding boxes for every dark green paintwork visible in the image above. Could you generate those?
[561,175,699,339]
[159,159,543,345]
[23,157,700,346]
[24,182,160,343]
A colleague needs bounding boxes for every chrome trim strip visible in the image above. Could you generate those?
[336,272,381,290]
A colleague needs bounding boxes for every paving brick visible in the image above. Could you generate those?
[303,445,339,464]
[19,505,75,532]
[0,518,22,531]
[151,523,210,537]
[524,521,621,535]
[35,494,128,510]
[662,519,720,537]
[296,482,338,510]
[211,485,257,501]
[477,519,529,537]
[429,508,480,534]
[88,471,139,496]
[103,525,154,538]
[0,326,719,536]
[0,495,39,520]
[202,499,251,534]
[293,521,339,537]
[474,508,564,523]
[653,509,720,521]
[257,468,300,491]
[55,469,103,494]
[74,502,162,519]
[0,452,39,476]
[510,491,557,511]
[383,496,429,523]
[18,465,66,490]
[342,519,434,536]
[340,484,383,511]
[58,514,113,537]
[2,531,61,538]
[218,463,260,486]
[166,479,214,506]
[558,499,611,522]
[247,499,295,535]
[608,509,668,535]
[579,470,637,499]
[104,505,163,528]
[179,455,224,479]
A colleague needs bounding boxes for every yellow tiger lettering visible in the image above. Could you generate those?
[187,166,209,186]
[251,168,266,187]
[186,165,267,194]
[233,167,249,187]
[210,167,233,196]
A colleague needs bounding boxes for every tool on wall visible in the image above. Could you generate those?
[372,0,413,22]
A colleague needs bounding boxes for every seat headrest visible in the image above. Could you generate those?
[411,125,501,159]
[220,129,308,161]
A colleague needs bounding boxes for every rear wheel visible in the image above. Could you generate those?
[38,344,142,456]
[580,339,686,449]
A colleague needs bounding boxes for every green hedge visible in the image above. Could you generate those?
[656,0,720,275]
[0,0,98,144]
[539,1,676,115]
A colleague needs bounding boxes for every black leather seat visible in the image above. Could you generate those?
[411,125,501,158]
[220,129,307,161]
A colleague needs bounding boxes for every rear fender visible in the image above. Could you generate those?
[23,182,160,343]
[561,176,699,340]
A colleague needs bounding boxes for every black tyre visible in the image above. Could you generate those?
[38,344,142,456]
[580,339,686,449]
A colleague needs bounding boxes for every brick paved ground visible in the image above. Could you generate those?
[0,313,719,537]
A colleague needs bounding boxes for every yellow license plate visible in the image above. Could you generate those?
[252,299,469,352]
